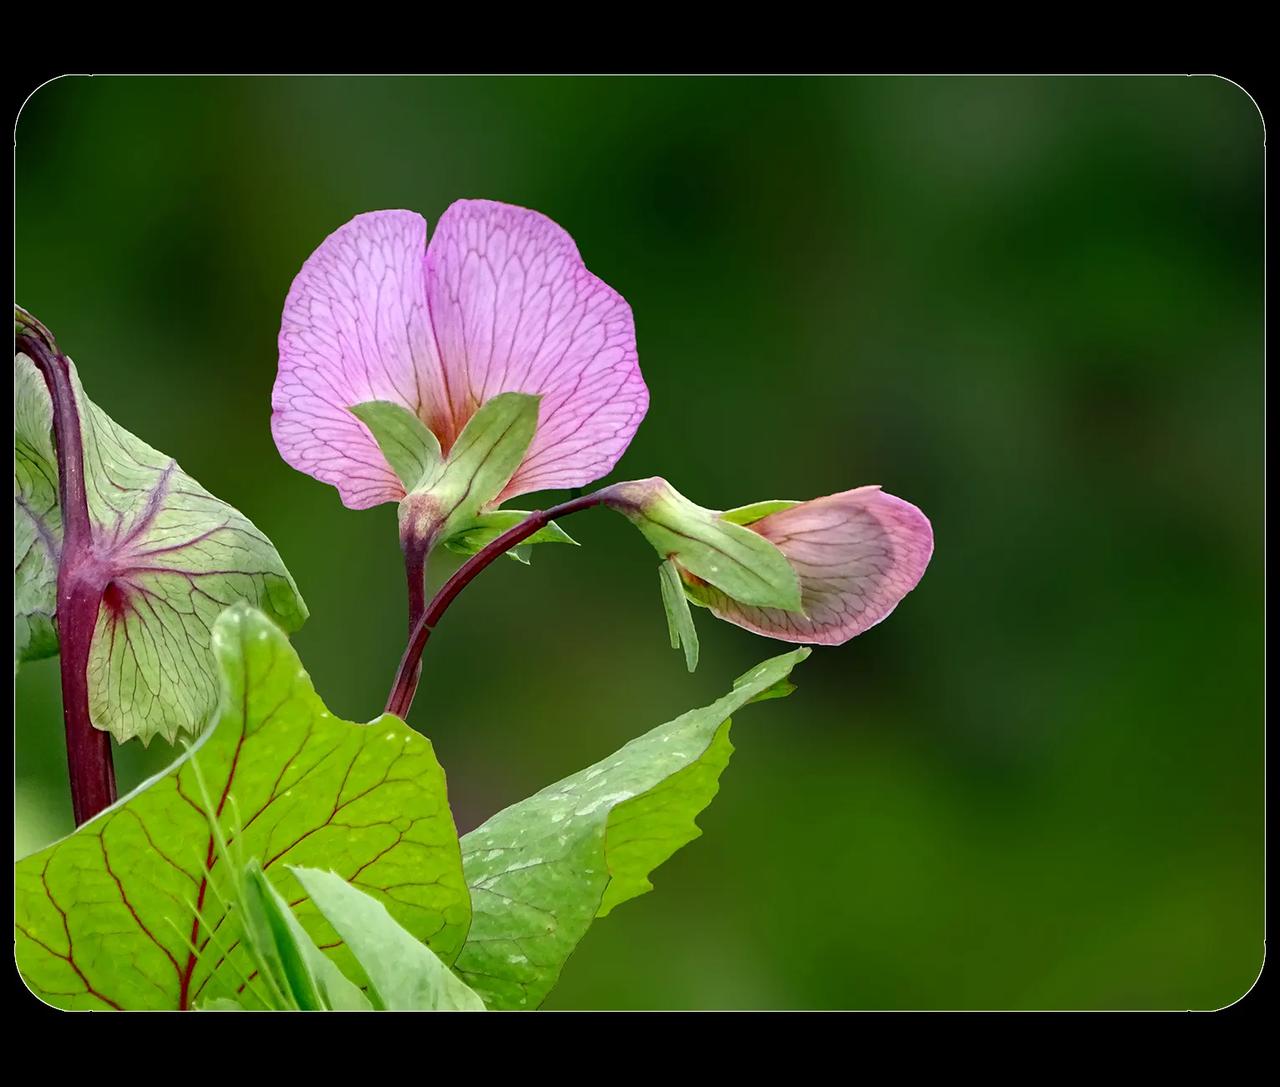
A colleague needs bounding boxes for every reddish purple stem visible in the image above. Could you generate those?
[384,489,613,719]
[17,314,117,824]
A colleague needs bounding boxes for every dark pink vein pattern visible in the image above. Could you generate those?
[272,200,647,510]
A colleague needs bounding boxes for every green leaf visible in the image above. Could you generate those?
[14,604,470,1011]
[398,393,540,550]
[14,355,60,666]
[453,647,809,1009]
[658,559,699,672]
[12,351,308,743]
[230,859,372,1011]
[616,481,803,613]
[240,859,326,1010]
[290,866,486,1011]
[349,401,442,491]
[441,509,578,564]
[719,499,800,525]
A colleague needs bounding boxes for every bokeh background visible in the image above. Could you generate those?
[14,76,1263,1010]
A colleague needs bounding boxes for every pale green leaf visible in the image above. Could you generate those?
[14,604,470,1011]
[290,866,486,1011]
[14,355,60,666]
[453,647,809,1009]
[349,401,442,491]
[12,351,308,743]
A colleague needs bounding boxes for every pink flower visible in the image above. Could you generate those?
[272,201,648,510]
[685,486,933,645]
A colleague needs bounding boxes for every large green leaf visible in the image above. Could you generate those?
[12,351,308,743]
[14,604,471,1010]
[453,647,809,1009]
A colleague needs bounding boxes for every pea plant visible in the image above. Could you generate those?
[14,200,933,1011]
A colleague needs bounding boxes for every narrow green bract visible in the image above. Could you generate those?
[453,647,809,1009]
[658,558,700,672]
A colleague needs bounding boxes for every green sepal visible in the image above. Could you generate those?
[719,499,800,525]
[349,401,442,491]
[613,480,803,613]
[398,392,540,551]
[442,508,579,565]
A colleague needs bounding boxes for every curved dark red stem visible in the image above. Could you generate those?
[16,313,117,824]
[384,489,612,719]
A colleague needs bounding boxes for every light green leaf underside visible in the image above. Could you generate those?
[14,356,61,666]
[290,866,485,1011]
[349,401,442,492]
[453,647,809,1010]
[13,352,309,744]
[14,605,471,1011]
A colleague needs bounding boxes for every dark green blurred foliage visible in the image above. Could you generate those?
[14,76,1262,1009]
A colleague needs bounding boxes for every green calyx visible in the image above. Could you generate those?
[353,394,559,563]
[606,478,803,614]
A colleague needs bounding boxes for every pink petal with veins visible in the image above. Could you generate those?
[272,210,449,510]
[699,487,933,645]
[424,199,648,502]
[273,202,647,509]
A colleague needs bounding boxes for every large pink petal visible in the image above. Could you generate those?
[272,210,449,509]
[700,487,933,645]
[424,199,648,501]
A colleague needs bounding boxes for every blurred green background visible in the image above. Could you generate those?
[14,76,1263,1010]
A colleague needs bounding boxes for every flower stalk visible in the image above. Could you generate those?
[15,308,117,824]
[384,488,613,719]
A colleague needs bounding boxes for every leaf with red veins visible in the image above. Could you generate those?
[15,604,471,1011]
[13,351,308,744]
